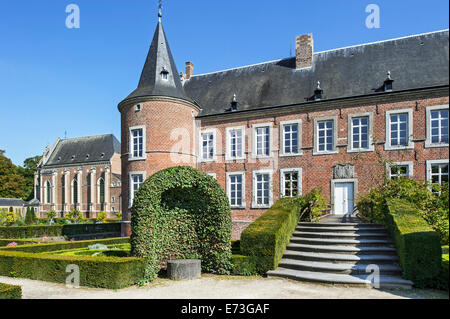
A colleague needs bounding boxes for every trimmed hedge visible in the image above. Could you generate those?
[0,237,145,289]
[131,166,233,281]
[0,223,121,239]
[239,198,299,274]
[0,283,22,299]
[0,239,38,247]
[385,198,442,288]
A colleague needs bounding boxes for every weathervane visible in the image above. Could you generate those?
[158,0,163,20]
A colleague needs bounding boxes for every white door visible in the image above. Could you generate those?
[334,183,354,215]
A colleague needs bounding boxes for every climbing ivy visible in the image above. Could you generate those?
[130,166,233,281]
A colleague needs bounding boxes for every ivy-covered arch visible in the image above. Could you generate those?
[130,166,233,281]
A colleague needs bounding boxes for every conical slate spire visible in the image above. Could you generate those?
[122,19,191,104]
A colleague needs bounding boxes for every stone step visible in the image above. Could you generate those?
[298,222,383,227]
[286,243,397,255]
[292,231,389,240]
[282,250,399,264]
[296,226,387,233]
[289,237,394,246]
[278,259,403,276]
[267,267,413,289]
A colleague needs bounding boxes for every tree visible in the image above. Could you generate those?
[16,155,42,201]
[0,151,26,199]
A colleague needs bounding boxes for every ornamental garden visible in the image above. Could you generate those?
[0,166,448,299]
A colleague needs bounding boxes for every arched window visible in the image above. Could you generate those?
[72,176,78,204]
[45,181,51,204]
[98,177,105,204]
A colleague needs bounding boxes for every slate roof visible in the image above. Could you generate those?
[121,19,191,105]
[0,198,26,207]
[183,30,449,116]
[43,134,120,167]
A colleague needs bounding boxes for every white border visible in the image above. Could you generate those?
[347,112,374,153]
[226,171,246,209]
[425,105,449,148]
[199,129,217,162]
[252,123,273,159]
[426,159,449,184]
[280,168,303,197]
[128,125,147,161]
[129,171,146,208]
[385,109,414,151]
[225,126,246,161]
[313,116,338,155]
[279,120,302,157]
[331,179,358,216]
[385,161,414,179]
[252,169,274,209]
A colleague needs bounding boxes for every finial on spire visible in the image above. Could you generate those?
[158,0,162,20]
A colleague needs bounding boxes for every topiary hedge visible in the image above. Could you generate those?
[130,166,233,281]
[0,223,121,239]
[0,239,38,247]
[239,198,299,274]
[385,198,442,288]
[0,283,22,299]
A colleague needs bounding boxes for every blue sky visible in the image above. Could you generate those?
[0,0,448,166]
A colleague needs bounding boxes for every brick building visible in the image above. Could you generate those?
[34,134,122,218]
[119,11,449,239]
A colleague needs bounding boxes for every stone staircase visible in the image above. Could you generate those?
[267,219,413,289]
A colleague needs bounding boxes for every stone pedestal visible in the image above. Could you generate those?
[167,259,201,281]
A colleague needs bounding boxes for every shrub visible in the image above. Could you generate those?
[131,166,233,281]
[293,188,327,222]
[385,198,442,288]
[96,211,107,223]
[46,210,57,221]
[240,197,299,274]
[25,207,36,225]
[116,212,122,219]
[66,209,83,223]
[6,211,16,225]
[0,239,38,247]
[0,283,22,299]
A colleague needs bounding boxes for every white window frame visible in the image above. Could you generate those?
[225,126,246,161]
[129,171,146,208]
[425,105,449,148]
[199,129,217,162]
[280,168,302,198]
[226,172,246,209]
[280,120,302,157]
[386,161,414,180]
[128,125,146,161]
[313,116,338,155]
[385,109,414,150]
[252,123,273,159]
[348,112,374,153]
[252,169,273,209]
[426,160,449,186]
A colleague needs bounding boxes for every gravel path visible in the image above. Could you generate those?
[1,275,448,299]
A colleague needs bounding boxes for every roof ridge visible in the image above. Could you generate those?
[61,133,114,142]
[187,29,449,79]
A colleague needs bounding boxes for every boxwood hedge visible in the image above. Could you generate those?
[130,166,233,281]
[385,198,442,288]
[0,238,145,289]
[0,223,121,239]
[0,283,22,299]
[238,198,299,274]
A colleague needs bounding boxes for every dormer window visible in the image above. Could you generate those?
[161,67,169,80]
[384,71,394,92]
[134,104,142,112]
[71,155,75,161]
[314,81,323,101]
[100,153,105,158]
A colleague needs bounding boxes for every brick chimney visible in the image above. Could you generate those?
[296,34,314,69]
[185,62,194,80]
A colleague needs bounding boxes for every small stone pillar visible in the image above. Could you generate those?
[167,259,201,280]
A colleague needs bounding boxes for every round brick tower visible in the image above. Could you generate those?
[118,11,199,236]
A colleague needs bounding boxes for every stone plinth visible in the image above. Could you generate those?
[167,259,201,281]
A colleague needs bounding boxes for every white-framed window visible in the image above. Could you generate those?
[385,109,414,150]
[386,162,413,180]
[252,170,273,208]
[252,123,272,158]
[98,177,105,204]
[226,126,245,160]
[111,196,115,203]
[45,180,51,204]
[226,172,245,208]
[314,117,338,155]
[129,125,146,160]
[427,160,449,187]
[348,113,374,152]
[280,120,302,156]
[199,129,216,162]
[425,105,449,148]
[129,172,145,207]
[280,168,302,197]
